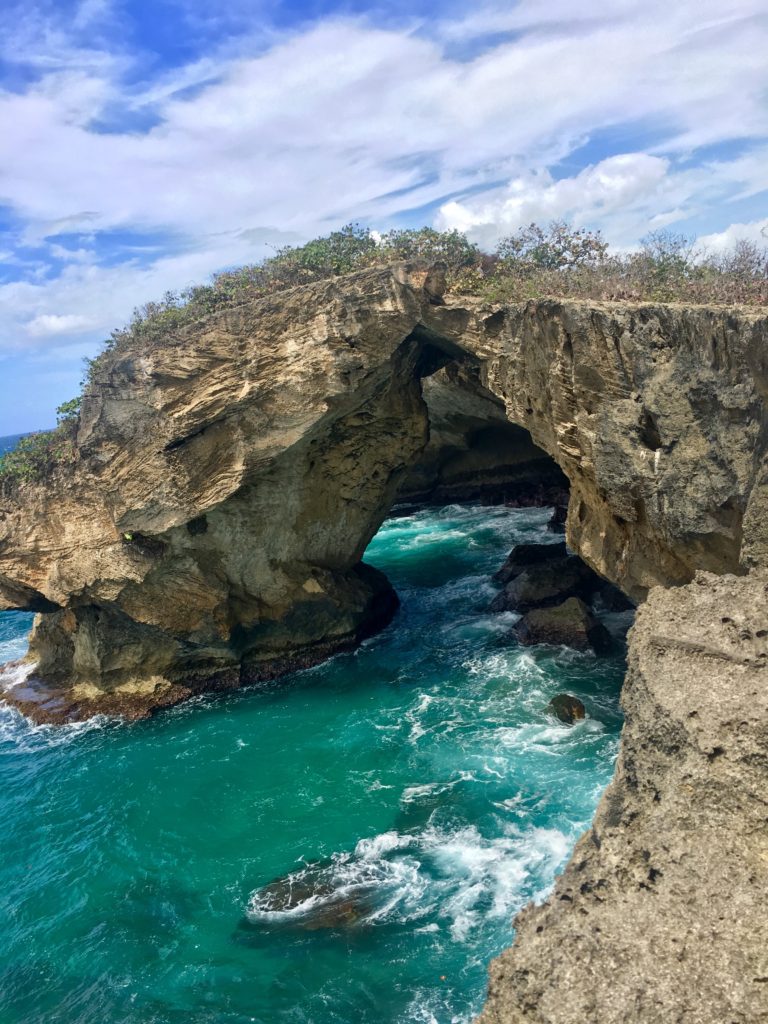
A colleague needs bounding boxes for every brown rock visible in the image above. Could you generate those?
[476,572,768,1024]
[514,597,612,653]
[547,693,586,723]
[0,265,765,718]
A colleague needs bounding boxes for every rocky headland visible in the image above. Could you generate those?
[0,263,766,1021]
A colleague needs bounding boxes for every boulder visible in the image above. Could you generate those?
[547,693,586,724]
[492,541,567,585]
[514,597,613,653]
[490,556,598,613]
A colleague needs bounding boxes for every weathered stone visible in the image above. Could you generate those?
[515,597,612,653]
[396,366,568,506]
[0,265,766,719]
[492,541,567,585]
[476,572,768,1024]
[490,556,598,613]
[547,693,586,723]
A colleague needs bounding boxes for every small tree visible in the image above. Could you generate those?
[496,221,609,272]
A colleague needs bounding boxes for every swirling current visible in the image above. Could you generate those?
[0,496,628,1024]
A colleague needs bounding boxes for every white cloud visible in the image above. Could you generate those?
[25,313,96,337]
[0,0,765,366]
[698,218,768,252]
[437,154,674,247]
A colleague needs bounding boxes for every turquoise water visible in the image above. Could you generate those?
[0,504,627,1024]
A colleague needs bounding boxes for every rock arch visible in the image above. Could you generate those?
[1,264,766,722]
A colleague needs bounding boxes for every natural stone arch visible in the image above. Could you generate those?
[0,264,766,721]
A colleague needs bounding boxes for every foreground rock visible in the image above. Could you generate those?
[477,572,768,1024]
[516,598,612,654]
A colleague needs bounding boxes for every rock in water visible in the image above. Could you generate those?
[547,693,586,724]
[515,597,613,653]
[492,541,567,585]
[490,557,598,613]
[244,857,380,931]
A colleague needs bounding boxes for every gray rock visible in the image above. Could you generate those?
[493,541,567,585]
[491,557,598,613]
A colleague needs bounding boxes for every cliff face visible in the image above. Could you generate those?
[477,572,768,1024]
[0,265,766,719]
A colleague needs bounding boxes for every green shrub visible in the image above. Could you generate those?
[0,398,81,485]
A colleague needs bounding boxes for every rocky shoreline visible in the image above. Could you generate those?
[477,572,768,1024]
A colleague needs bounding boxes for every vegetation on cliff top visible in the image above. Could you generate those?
[1,221,766,485]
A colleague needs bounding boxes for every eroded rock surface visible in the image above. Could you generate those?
[515,597,612,653]
[477,572,768,1024]
[0,264,766,719]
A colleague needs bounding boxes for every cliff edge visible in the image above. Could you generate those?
[477,572,768,1024]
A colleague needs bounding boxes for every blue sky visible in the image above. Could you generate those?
[1,0,767,434]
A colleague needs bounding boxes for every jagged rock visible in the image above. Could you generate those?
[396,367,568,505]
[476,572,768,1024]
[0,264,766,719]
[492,541,567,585]
[547,693,586,723]
[515,597,612,653]
[490,556,598,613]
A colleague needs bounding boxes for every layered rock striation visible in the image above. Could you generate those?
[1,264,765,721]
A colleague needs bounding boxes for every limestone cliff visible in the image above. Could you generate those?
[477,572,768,1024]
[1,265,767,719]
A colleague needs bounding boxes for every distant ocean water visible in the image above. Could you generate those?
[0,433,23,456]
[0,503,629,1024]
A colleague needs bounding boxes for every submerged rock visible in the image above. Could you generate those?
[244,858,380,931]
[547,693,586,724]
[492,541,567,585]
[514,597,613,654]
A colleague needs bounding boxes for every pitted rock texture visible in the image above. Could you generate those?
[0,263,766,718]
[476,572,768,1024]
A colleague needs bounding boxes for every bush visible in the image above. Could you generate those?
[0,399,81,486]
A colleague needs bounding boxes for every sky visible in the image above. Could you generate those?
[1,0,767,434]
